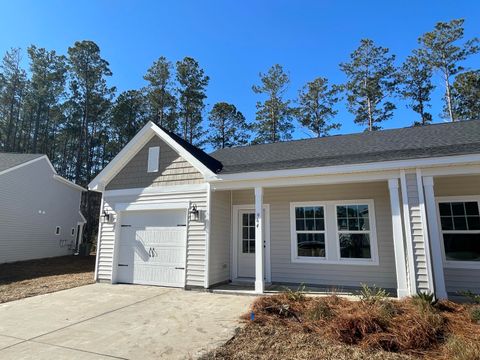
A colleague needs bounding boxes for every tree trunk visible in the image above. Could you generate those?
[444,69,455,122]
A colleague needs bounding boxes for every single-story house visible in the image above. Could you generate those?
[89,120,480,298]
[0,153,86,263]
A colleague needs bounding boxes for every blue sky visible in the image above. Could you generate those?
[1,0,479,145]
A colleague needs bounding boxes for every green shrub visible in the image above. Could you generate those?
[357,283,390,304]
[458,290,480,304]
[470,306,480,323]
[307,300,333,321]
[412,291,437,310]
[283,283,306,302]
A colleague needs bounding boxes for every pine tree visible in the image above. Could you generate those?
[252,64,294,143]
[418,19,479,122]
[175,57,209,146]
[398,51,434,126]
[143,56,177,132]
[451,70,480,121]
[297,77,341,137]
[340,39,398,131]
[207,102,249,149]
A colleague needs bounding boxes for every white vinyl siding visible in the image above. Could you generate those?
[231,182,397,290]
[433,175,480,294]
[0,158,84,263]
[97,188,207,287]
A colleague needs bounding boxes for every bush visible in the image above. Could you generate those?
[412,291,437,306]
[283,283,306,302]
[459,290,480,304]
[470,306,480,323]
[357,283,390,304]
[306,299,333,321]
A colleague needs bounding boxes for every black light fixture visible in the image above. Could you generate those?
[189,203,199,222]
[101,210,111,223]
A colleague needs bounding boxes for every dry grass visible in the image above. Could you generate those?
[0,255,95,303]
[202,293,480,360]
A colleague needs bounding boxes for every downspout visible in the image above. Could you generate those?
[204,182,212,289]
[93,187,105,282]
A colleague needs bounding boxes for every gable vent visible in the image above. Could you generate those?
[147,146,160,173]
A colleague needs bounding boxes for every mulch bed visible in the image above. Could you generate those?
[0,255,95,303]
[202,292,480,360]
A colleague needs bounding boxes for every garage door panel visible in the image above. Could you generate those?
[116,209,187,288]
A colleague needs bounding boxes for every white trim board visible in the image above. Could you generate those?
[88,121,218,191]
[104,183,208,197]
[114,202,190,212]
[231,204,271,283]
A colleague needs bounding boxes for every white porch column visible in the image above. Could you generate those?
[254,186,265,294]
[422,176,448,299]
[388,178,409,298]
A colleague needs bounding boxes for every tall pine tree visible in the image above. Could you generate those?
[451,70,480,121]
[340,39,398,131]
[207,102,249,149]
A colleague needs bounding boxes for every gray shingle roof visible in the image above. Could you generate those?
[210,120,480,174]
[0,153,44,173]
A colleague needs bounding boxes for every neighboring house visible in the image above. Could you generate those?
[89,120,480,299]
[0,153,86,263]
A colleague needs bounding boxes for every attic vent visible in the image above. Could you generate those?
[147,146,160,173]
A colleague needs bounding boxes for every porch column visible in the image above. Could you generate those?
[423,177,448,299]
[388,178,409,298]
[254,186,265,294]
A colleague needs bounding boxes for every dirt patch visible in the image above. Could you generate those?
[0,255,95,303]
[202,293,480,360]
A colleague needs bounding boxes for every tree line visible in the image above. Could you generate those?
[0,18,479,187]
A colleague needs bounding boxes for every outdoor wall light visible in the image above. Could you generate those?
[101,210,112,223]
[189,203,199,222]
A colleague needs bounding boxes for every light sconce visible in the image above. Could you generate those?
[101,210,112,223]
[189,203,200,222]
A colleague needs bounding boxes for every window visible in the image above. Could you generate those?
[241,212,256,254]
[147,146,160,173]
[71,228,75,236]
[55,226,61,235]
[336,204,372,260]
[293,205,325,258]
[438,200,480,263]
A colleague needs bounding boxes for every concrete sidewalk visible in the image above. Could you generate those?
[0,284,253,359]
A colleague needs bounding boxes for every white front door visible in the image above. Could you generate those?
[116,209,187,287]
[236,208,269,279]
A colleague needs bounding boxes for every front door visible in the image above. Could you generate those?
[237,209,268,279]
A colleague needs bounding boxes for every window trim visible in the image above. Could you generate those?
[289,199,379,265]
[290,202,328,263]
[333,200,379,265]
[55,226,61,236]
[435,196,480,269]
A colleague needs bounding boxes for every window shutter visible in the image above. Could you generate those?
[147,146,160,173]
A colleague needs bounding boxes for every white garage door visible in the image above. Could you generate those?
[116,209,187,287]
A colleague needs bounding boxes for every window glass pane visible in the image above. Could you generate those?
[242,240,249,253]
[249,240,255,254]
[249,227,255,240]
[467,216,480,231]
[347,205,358,217]
[439,203,452,216]
[348,218,359,231]
[440,216,453,230]
[465,202,479,216]
[298,233,325,257]
[315,207,324,218]
[242,227,248,239]
[242,214,248,226]
[359,217,370,231]
[305,219,315,230]
[337,218,348,230]
[295,207,304,219]
[304,207,315,219]
[452,202,465,216]
[249,213,255,226]
[443,233,480,261]
[315,219,325,231]
[453,216,468,231]
[296,219,305,231]
[358,205,369,217]
[337,206,347,218]
[339,234,372,259]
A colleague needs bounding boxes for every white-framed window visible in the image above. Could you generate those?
[437,197,480,268]
[147,146,160,173]
[290,199,378,265]
[291,203,326,260]
[55,226,61,235]
[335,202,375,262]
[71,228,75,236]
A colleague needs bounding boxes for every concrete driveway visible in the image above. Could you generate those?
[0,284,253,359]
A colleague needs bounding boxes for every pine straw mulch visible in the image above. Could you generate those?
[201,293,480,360]
[0,255,95,303]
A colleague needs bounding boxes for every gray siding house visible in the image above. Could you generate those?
[0,153,86,263]
[89,120,480,298]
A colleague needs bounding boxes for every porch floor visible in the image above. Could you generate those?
[209,282,364,299]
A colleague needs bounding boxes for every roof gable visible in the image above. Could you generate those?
[88,121,222,190]
[0,153,44,174]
